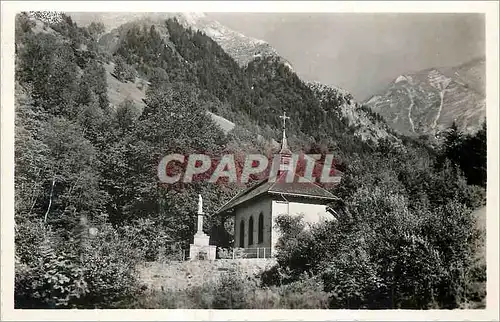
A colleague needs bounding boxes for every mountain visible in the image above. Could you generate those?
[23,11,399,153]
[23,12,237,135]
[73,12,391,149]
[364,58,486,136]
[28,11,400,150]
[97,13,397,144]
[70,12,290,68]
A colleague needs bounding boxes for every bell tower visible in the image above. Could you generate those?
[278,111,292,174]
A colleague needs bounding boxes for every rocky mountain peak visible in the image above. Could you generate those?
[365,58,485,136]
[168,12,292,68]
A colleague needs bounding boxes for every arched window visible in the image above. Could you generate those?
[248,216,254,246]
[258,213,264,244]
[239,220,245,247]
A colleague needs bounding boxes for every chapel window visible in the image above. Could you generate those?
[258,213,264,244]
[248,216,254,245]
[239,220,245,247]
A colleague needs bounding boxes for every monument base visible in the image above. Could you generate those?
[189,232,216,260]
[189,244,216,260]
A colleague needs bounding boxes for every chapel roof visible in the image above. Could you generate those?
[216,170,341,214]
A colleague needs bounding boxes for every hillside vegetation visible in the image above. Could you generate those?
[14,12,486,309]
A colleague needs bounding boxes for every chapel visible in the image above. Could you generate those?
[216,112,342,257]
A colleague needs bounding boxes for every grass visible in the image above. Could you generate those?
[131,264,330,309]
[138,258,276,291]
[104,62,147,111]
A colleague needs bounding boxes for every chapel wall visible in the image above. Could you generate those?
[234,195,273,249]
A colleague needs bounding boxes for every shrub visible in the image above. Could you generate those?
[212,269,249,309]
[113,55,136,82]
[128,268,330,309]
[275,278,329,309]
[15,217,48,266]
[119,218,173,262]
[185,283,217,309]
[321,245,381,309]
[260,264,288,286]
[15,234,88,309]
[15,221,144,309]
[76,224,144,308]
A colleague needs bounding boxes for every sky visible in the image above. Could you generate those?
[207,13,485,100]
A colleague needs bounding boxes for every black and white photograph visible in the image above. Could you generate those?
[1,1,498,321]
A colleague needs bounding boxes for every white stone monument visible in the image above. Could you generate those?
[189,194,216,260]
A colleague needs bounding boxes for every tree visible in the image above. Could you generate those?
[18,33,79,115]
[440,121,487,187]
[77,60,109,110]
[14,84,51,218]
[442,122,463,165]
[87,21,105,41]
[38,117,106,234]
[116,97,140,131]
[113,55,127,82]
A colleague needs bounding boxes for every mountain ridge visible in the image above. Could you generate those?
[364,57,485,137]
[307,81,398,144]
[71,12,293,69]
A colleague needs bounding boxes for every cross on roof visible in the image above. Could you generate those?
[279,111,290,130]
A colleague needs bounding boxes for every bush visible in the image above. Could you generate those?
[260,264,288,286]
[321,246,381,309]
[113,55,136,82]
[125,268,253,309]
[15,221,144,309]
[119,218,173,262]
[15,217,48,266]
[212,269,249,309]
[76,224,144,308]
[275,278,329,309]
[15,233,88,309]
